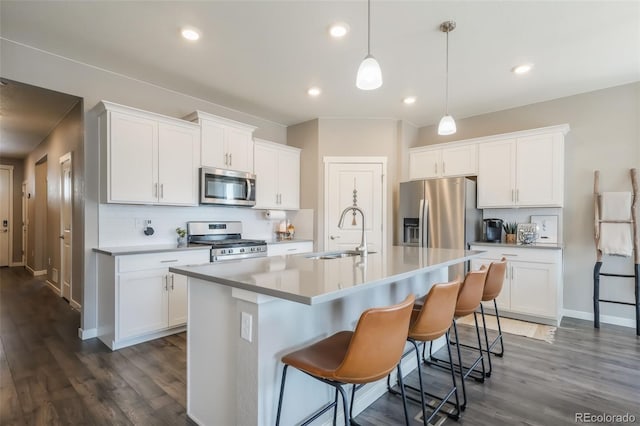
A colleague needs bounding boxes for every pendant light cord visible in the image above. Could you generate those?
[445,28,449,115]
[367,0,371,55]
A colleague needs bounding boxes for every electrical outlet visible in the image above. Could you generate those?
[241,312,253,342]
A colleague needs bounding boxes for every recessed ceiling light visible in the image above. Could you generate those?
[512,63,533,75]
[328,22,350,38]
[403,96,416,105]
[181,27,201,41]
[307,87,322,97]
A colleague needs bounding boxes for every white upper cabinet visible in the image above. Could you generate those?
[97,101,200,206]
[184,111,256,173]
[478,128,566,208]
[253,139,300,210]
[409,143,477,180]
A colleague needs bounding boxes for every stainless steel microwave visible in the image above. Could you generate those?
[200,167,256,207]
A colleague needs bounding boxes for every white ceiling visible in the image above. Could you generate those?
[1,1,639,132]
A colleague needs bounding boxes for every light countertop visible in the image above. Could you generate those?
[170,246,482,305]
[265,238,313,245]
[470,241,563,250]
[93,244,210,256]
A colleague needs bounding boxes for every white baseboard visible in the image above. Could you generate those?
[25,265,47,276]
[70,299,82,311]
[563,309,636,328]
[78,327,97,339]
[45,280,61,295]
[10,261,24,267]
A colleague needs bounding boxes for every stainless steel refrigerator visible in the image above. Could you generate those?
[397,177,481,278]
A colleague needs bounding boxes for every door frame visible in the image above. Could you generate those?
[59,152,77,306]
[323,156,388,253]
[22,181,27,266]
[0,165,14,267]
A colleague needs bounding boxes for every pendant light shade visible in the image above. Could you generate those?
[437,115,457,135]
[356,55,383,90]
[438,20,456,136]
[356,0,382,90]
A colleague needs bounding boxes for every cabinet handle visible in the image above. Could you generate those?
[171,274,175,290]
[287,248,297,252]
[160,259,179,263]
[164,275,168,291]
[229,153,232,166]
[500,253,518,257]
[434,163,438,175]
[516,189,519,203]
[154,183,158,198]
[160,183,164,199]
[225,153,228,166]
[442,162,446,175]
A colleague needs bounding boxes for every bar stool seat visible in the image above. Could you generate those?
[276,294,416,426]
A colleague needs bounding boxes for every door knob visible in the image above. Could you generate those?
[330,235,340,240]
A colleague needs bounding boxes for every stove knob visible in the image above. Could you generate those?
[240,248,245,253]
[221,249,226,255]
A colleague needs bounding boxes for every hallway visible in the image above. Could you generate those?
[0,267,187,425]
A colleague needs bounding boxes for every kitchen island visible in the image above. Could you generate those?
[170,246,482,426]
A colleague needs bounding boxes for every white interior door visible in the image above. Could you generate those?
[324,159,386,253]
[0,167,11,267]
[22,182,27,265]
[60,155,72,301]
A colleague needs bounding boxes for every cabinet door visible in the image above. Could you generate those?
[158,123,199,205]
[515,134,564,207]
[200,119,226,168]
[477,139,516,208]
[253,143,279,209]
[509,261,556,317]
[118,271,168,340]
[442,144,477,177]
[409,149,441,180]
[109,112,158,203]
[226,128,254,173]
[168,273,188,327]
[277,148,300,209]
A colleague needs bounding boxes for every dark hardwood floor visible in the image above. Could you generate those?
[1,266,638,425]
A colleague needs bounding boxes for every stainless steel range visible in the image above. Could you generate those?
[187,221,267,262]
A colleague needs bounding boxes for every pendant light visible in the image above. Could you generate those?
[356,0,382,90]
[438,20,457,136]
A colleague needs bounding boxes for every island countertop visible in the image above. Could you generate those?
[170,246,483,305]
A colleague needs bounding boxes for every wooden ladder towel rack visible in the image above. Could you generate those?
[593,168,639,335]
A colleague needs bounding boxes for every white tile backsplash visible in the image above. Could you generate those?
[98,204,294,247]
[482,207,563,243]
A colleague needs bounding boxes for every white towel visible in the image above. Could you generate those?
[598,223,633,257]
[600,192,631,221]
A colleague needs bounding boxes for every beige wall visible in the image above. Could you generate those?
[0,157,24,263]
[417,82,640,321]
[22,101,83,305]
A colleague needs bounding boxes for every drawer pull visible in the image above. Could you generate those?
[501,253,518,257]
[160,259,179,263]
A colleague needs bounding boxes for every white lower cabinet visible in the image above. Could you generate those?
[469,244,562,325]
[98,249,209,350]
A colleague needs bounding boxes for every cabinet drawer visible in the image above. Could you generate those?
[267,241,313,257]
[117,250,210,273]
[469,246,560,264]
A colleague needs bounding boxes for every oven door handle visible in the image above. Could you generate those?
[246,179,252,201]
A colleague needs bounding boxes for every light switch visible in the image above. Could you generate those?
[241,312,253,342]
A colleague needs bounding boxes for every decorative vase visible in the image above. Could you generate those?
[177,236,186,247]
[505,233,517,244]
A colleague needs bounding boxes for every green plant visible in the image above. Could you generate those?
[503,221,518,234]
[176,227,186,238]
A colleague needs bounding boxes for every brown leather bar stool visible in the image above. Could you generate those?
[275,294,415,426]
[425,268,488,410]
[387,280,462,424]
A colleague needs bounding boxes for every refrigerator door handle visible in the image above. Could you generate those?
[419,198,428,247]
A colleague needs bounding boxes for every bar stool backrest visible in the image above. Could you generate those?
[409,280,461,341]
[482,257,507,302]
[455,267,488,318]
[333,294,415,384]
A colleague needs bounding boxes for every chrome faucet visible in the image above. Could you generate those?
[337,206,367,256]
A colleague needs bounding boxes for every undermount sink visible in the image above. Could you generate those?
[304,250,375,260]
